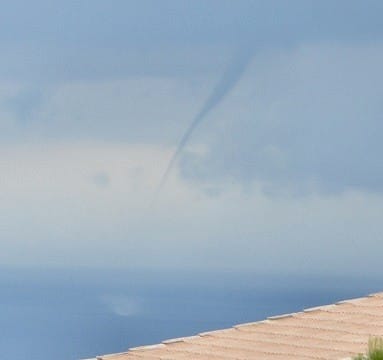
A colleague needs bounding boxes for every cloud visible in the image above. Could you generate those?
[91,171,110,188]
[0,141,383,275]
[179,43,383,195]
[1,2,383,275]
[0,77,210,142]
[1,1,383,83]
[4,87,43,124]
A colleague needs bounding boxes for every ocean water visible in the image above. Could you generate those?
[0,267,381,360]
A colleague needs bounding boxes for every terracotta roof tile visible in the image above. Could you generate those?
[91,292,383,360]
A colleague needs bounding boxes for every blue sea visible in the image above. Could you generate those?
[0,267,381,360]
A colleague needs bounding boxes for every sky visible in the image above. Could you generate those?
[1,0,383,274]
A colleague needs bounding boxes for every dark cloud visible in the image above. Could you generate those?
[1,1,383,196]
[4,88,43,124]
[91,172,110,188]
[1,0,383,82]
[179,45,383,194]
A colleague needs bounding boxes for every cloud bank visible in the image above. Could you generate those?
[180,43,383,195]
[1,1,383,275]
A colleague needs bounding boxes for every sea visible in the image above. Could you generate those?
[0,267,381,360]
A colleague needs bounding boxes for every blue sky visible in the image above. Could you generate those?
[1,0,383,274]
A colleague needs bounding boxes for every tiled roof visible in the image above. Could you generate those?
[92,292,383,360]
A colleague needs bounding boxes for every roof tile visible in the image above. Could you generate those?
[91,292,383,360]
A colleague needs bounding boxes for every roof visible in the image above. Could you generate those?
[91,292,383,360]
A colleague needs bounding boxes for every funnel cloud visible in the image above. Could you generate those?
[155,48,254,200]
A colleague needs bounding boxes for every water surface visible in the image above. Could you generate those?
[0,267,381,359]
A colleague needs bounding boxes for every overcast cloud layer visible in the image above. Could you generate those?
[1,1,383,274]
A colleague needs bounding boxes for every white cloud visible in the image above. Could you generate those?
[0,74,216,144]
[0,141,383,276]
